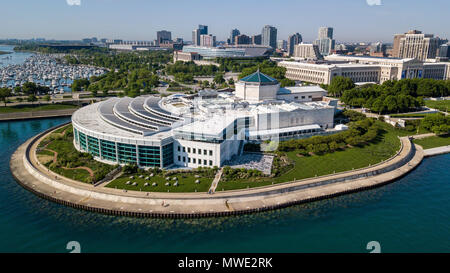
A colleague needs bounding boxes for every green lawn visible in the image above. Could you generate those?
[425,100,450,113]
[218,122,402,191]
[0,103,77,113]
[106,173,212,193]
[390,113,430,118]
[413,135,450,149]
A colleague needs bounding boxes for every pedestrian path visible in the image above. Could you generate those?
[208,168,223,194]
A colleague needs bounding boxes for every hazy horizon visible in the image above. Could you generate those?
[1,0,449,43]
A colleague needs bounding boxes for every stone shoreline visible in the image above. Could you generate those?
[10,123,425,218]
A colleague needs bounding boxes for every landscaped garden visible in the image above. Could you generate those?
[217,119,402,191]
[106,166,214,193]
[36,124,115,183]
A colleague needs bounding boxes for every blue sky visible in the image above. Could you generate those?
[1,0,449,43]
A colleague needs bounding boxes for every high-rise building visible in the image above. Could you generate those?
[235,34,251,45]
[199,25,208,35]
[287,33,303,56]
[438,43,450,59]
[318,27,333,39]
[314,27,335,56]
[156,30,172,46]
[192,29,200,46]
[200,34,216,47]
[192,25,208,46]
[293,43,322,60]
[277,40,287,51]
[229,29,240,45]
[261,25,277,48]
[393,30,441,61]
[252,34,262,45]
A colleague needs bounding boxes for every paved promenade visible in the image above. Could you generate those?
[0,109,77,121]
[10,127,424,218]
[423,146,450,157]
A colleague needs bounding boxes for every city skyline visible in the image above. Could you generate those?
[1,0,449,43]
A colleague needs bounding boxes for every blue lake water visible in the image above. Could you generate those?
[0,117,449,253]
[0,45,33,68]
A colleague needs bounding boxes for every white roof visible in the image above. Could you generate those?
[248,124,321,137]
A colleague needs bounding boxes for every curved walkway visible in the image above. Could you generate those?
[10,125,424,218]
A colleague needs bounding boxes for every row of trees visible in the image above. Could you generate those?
[78,69,160,98]
[238,61,288,82]
[166,61,219,76]
[65,50,171,71]
[215,57,269,73]
[421,113,450,135]
[328,76,450,114]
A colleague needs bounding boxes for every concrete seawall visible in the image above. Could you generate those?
[0,109,77,121]
[10,124,425,218]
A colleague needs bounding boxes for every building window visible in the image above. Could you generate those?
[182,147,186,153]
[209,150,213,156]
[204,159,207,165]
[209,160,213,166]
[193,158,196,164]
[188,147,191,153]
[177,146,180,152]
[193,148,196,154]
[178,156,181,161]
[188,157,191,163]
[204,149,207,155]
[183,157,186,162]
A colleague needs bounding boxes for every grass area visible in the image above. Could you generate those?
[425,100,450,113]
[390,113,430,118]
[36,124,115,183]
[106,173,212,193]
[218,121,402,191]
[0,51,10,55]
[0,103,77,113]
[413,135,450,149]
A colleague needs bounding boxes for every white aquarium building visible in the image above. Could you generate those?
[72,71,337,169]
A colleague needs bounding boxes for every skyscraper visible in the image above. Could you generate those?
[314,27,335,56]
[156,30,172,46]
[235,34,251,45]
[192,25,208,46]
[229,29,240,45]
[262,25,277,48]
[200,34,216,47]
[252,34,262,45]
[393,30,440,61]
[287,33,303,56]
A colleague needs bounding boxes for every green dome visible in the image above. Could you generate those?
[240,70,278,85]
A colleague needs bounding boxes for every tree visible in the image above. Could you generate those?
[43,94,51,102]
[0,88,12,106]
[328,77,355,97]
[213,73,225,84]
[280,78,295,88]
[22,82,38,95]
[27,94,38,105]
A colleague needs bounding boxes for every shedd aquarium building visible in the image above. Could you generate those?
[72,71,340,169]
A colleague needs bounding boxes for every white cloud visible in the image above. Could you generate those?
[366,0,382,6]
[66,0,81,6]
